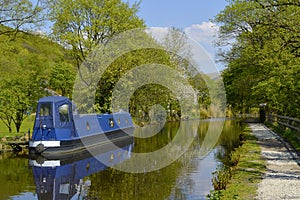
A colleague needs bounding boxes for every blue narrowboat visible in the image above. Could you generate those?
[29,96,134,155]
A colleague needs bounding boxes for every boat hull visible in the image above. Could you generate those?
[29,127,134,156]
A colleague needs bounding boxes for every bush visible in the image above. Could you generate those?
[207,190,223,200]
[212,165,232,190]
[229,149,240,167]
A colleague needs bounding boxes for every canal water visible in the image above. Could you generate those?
[0,120,242,200]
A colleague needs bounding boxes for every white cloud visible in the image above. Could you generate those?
[184,22,224,72]
[145,25,222,74]
[184,22,219,44]
[146,27,169,43]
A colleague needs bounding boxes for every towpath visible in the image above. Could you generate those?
[249,123,300,200]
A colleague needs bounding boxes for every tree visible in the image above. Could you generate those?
[50,0,145,68]
[50,0,148,116]
[10,71,47,133]
[0,72,47,133]
[0,0,47,36]
[94,48,174,115]
[214,0,300,117]
[49,62,76,98]
[0,79,16,133]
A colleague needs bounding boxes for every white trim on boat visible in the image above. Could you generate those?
[29,141,61,148]
[29,159,61,167]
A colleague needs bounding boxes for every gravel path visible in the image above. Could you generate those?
[249,123,300,200]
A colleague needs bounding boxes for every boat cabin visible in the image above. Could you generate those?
[32,96,75,141]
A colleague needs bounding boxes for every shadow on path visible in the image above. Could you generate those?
[249,123,300,200]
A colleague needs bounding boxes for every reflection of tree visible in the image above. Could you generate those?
[214,120,243,164]
[86,120,233,199]
[86,122,192,199]
[88,161,184,199]
[0,154,34,198]
[81,121,240,199]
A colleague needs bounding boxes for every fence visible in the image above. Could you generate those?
[237,113,260,123]
[267,114,300,133]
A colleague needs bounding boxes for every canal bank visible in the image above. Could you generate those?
[208,123,300,200]
[208,124,266,199]
[250,123,300,200]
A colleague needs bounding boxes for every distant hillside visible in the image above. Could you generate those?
[0,25,74,77]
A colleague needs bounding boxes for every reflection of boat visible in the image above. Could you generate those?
[29,96,134,155]
[29,138,133,200]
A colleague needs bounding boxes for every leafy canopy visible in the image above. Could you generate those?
[215,0,300,117]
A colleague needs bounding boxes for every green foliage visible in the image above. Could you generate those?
[212,165,232,190]
[49,62,76,98]
[10,71,47,133]
[0,70,46,133]
[50,0,145,67]
[50,0,194,121]
[229,150,241,167]
[215,0,300,117]
[266,122,300,151]
[94,48,173,114]
[69,25,212,121]
[0,29,72,133]
[210,123,246,193]
[211,149,240,192]
[51,1,215,120]
[207,190,224,200]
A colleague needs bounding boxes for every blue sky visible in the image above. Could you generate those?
[125,0,228,28]
[125,0,229,72]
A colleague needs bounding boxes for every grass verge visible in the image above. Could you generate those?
[207,126,266,200]
[265,122,300,152]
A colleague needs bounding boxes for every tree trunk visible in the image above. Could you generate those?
[13,110,25,133]
[0,117,13,133]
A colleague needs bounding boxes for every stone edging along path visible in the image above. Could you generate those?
[249,123,300,200]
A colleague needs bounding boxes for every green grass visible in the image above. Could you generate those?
[266,122,300,152]
[208,127,266,200]
[0,115,35,138]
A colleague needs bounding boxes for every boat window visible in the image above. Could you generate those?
[109,118,114,127]
[39,103,52,116]
[110,153,114,162]
[59,104,69,122]
[86,122,90,131]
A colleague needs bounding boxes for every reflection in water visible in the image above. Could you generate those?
[29,138,134,200]
[0,153,35,200]
[167,151,219,200]
[5,120,243,200]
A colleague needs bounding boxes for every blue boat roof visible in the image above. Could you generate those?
[38,96,69,103]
